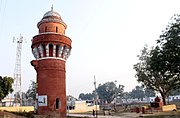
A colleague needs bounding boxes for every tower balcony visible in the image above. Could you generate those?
[31,33,71,61]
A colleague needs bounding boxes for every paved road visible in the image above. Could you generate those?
[68,113,143,118]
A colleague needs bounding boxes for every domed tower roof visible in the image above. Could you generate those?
[37,6,67,28]
[43,6,61,18]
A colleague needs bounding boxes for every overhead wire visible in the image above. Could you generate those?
[0,0,7,39]
[0,0,2,13]
[0,0,3,29]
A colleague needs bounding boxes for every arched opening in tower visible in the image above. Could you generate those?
[56,45,59,57]
[42,44,46,57]
[49,44,53,57]
[56,98,60,109]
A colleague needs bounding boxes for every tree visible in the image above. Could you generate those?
[0,76,14,101]
[129,86,145,101]
[144,87,156,97]
[96,81,124,103]
[26,80,37,100]
[134,14,180,105]
[78,93,94,100]
[169,89,180,96]
[122,92,131,103]
[116,84,125,98]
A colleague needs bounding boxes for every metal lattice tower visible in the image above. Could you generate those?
[13,34,23,106]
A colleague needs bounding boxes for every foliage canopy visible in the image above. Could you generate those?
[134,14,180,105]
[96,81,124,103]
[78,93,95,100]
[0,76,14,101]
[26,80,36,100]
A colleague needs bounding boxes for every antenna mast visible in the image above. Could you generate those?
[13,34,23,106]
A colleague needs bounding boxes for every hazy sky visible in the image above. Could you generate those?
[0,0,180,98]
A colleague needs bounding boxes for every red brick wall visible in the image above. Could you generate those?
[38,22,66,34]
[32,59,67,116]
[32,34,72,48]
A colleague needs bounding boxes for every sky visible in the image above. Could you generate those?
[0,0,180,98]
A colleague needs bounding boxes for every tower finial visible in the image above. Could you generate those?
[51,5,53,11]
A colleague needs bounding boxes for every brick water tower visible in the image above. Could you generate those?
[31,7,72,117]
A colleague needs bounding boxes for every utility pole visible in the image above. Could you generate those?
[114,80,117,112]
[94,75,98,118]
[13,34,24,106]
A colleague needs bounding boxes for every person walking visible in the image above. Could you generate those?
[93,109,95,117]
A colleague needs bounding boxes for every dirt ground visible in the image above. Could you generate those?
[68,111,180,118]
[0,111,26,118]
[1,111,180,118]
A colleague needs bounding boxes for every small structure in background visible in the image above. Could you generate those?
[67,95,76,111]
[67,96,100,113]
[150,96,164,109]
[168,95,180,102]
[1,98,14,107]
[130,96,177,114]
